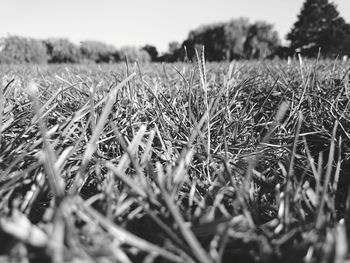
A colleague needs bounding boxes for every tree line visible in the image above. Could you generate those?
[0,37,152,64]
[1,0,349,64]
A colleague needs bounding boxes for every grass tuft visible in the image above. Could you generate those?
[1,60,350,262]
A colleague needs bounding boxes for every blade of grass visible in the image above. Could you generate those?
[28,80,65,202]
[79,197,185,263]
[71,73,136,193]
[0,81,3,146]
[284,111,303,227]
[195,46,211,182]
[316,121,338,229]
[160,187,213,263]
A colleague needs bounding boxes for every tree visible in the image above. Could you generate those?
[224,18,250,59]
[181,18,281,61]
[287,0,350,57]
[0,35,47,64]
[168,41,181,54]
[44,38,81,63]
[119,46,151,63]
[142,45,158,61]
[244,21,280,59]
[80,40,118,63]
[182,23,227,61]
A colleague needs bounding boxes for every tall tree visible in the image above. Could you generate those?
[182,18,280,61]
[184,23,227,61]
[287,0,350,57]
[224,18,250,59]
[244,21,280,59]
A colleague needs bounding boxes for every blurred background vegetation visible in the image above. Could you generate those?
[1,0,350,64]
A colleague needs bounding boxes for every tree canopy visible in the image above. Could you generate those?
[44,38,81,63]
[0,36,47,64]
[181,18,280,61]
[142,45,158,62]
[80,40,118,63]
[5,0,350,64]
[244,21,280,59]
[287,0,350,57]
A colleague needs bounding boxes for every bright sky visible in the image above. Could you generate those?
[1,0,350,53]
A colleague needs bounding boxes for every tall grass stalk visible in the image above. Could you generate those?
[79,197,184,263]
[196,46,211,181]
[72,73,136,193]
[2,60,350,262]
[316,121,338,229]
[0,82,3,145]
[28,80,65,201]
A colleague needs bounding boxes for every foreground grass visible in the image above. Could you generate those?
[0,58,350,263]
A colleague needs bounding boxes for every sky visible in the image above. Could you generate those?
[1,0,350,53]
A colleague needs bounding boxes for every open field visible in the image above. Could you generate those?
[0,59,350,263]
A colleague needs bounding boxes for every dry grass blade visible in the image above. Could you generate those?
[143,207,190,254]
[28,80,65,201]
[195,46,211,181]
[87,83,96,134]
[316,121,338,229]
[55,146,74,173]
[332,136,342,194]
[104,161,147,198]
[160,188,212,263]
[0,210,48,247]
[0,79,14,145]
[303,136,321,200]
[39,144,65,200]
[140,129,155,166]
[31,86,62,124]
[335,219,348,263]
[79,198,184,263]
[47,208,65,263]
[115,125,146,172]
[2,60,350,263]
[71,73,136,193]
[284,111,303,226]
[110,125,156,200]
[0,82,3,145]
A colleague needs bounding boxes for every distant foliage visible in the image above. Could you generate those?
[287,0,350,57]
[183,23,227,61]
[119,46,151,63]
[157,42,187,62]
[168,41,181,54]
[224,18,250,59]
[142,45,159,61]
[0,36,47,64]
[80,40,119,63]
[181,18,280,61]
[244,21,280,59]
[44,38,81,63]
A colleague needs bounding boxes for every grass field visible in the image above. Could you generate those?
[0,58,350,263]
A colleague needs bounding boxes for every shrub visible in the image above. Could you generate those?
[0,35,47,64]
